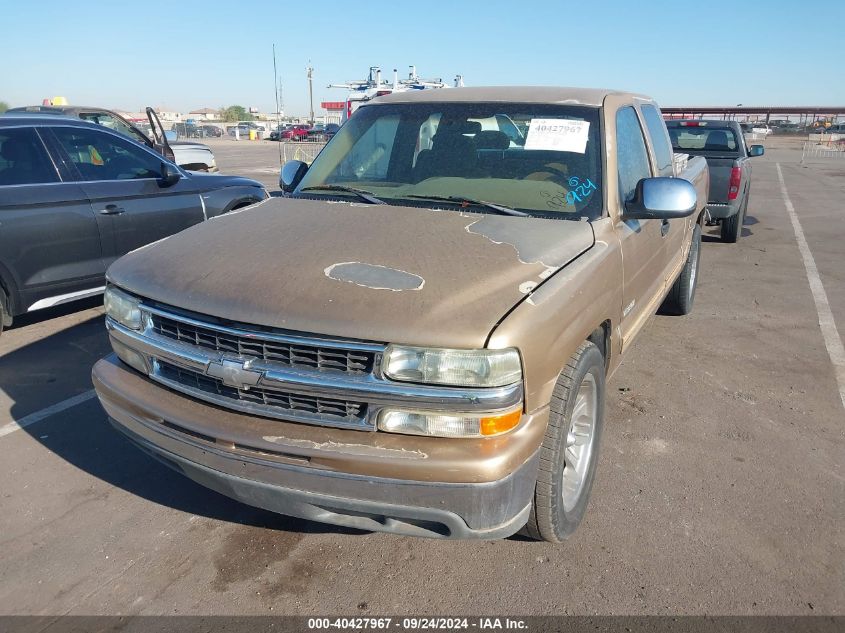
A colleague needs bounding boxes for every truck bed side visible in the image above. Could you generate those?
[677,154,709,215]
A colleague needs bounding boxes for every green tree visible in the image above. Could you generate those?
[0,101,8,114]
[221,105,254,122]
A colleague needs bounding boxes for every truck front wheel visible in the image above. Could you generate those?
[523,341,606,542]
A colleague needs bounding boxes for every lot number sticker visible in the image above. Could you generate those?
[525,119,590,153]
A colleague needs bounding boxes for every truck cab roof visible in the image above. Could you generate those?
[368,86,651,107]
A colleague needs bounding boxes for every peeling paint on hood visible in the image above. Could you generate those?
[325,262,425,291]
[107,198,594,349]
[465,215,594,272]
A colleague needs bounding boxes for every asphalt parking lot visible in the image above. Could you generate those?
[0,137,842,616]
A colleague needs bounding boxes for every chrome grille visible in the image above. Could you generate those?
[156,360,368,426]
[148,311,374,374]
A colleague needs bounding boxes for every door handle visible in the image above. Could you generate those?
[99,204,125,215]
[661,219,670,237]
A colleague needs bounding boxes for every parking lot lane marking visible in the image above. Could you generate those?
[777,162,845,412]
[0,389,97,439]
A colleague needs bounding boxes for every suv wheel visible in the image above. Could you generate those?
[0,288,10,337]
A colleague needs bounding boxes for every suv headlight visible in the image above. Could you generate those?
[104,286,142,330]
[382,345,522,388]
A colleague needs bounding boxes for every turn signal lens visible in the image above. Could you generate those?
[110,337,148,374]
[377,407,522,438]
[480,409,522,436]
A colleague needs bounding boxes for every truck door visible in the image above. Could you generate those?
[0,127,105,312]
[639,103,689,286]
[614,106,668,347]
[47,125,203,269]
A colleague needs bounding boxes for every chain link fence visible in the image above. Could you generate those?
[278,142,326,164]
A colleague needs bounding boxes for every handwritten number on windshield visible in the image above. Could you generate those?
[566,176,597,206]
[540,176,598,210]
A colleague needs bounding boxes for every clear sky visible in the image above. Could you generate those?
[2,0,842,116]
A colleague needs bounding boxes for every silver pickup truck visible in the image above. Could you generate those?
[666,120,764,242]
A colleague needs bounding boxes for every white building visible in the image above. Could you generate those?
[153,107,182,122]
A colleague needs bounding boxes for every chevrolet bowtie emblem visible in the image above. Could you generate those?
[206,359,263,389]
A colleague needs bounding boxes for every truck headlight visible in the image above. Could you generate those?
[104,286,142,330]
[377,407,522,438]
[382,345,521,387]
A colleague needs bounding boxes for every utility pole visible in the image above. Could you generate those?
[307,62,314,125]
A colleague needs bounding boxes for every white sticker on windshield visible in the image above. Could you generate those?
[524,119,590,153]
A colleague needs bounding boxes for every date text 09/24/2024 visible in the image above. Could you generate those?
[306,617,528,630]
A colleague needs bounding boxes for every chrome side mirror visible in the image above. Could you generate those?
[624,177,697,220]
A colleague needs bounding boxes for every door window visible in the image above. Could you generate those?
[640,104,674,176]
[0,128,59,185]
[52,127,165,181]
[616,107,652,203]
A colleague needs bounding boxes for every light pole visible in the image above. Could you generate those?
[307,63,314,125]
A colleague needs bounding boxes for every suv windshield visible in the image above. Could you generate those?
[295,102,603,219]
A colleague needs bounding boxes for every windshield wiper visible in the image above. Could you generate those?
[405,194,528,217]
[299,185,386,205]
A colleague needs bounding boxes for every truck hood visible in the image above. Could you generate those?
[107,198,595,348]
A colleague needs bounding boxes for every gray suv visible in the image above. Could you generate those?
[0,115,267,334]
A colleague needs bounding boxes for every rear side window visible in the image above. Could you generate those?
[616,107,651,203]
[52,127,164,181]
[640,104,674,176]
[668,127,738,152]
[0,128,59,186]
[78,112,149,145]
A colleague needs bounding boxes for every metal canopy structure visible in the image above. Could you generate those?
[662,106,845,123]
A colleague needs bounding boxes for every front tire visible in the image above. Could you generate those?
[660,223,701,316]
[523,341,606,542]
[0,288,10,337]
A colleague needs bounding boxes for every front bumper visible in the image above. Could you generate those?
[93,356,544,539]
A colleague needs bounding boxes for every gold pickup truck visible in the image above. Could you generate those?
[93,87,708,542]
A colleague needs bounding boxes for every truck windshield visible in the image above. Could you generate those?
[296,102,603,219]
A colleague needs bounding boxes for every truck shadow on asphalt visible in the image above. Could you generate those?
[702,214,757,242]
[1,311,365,537]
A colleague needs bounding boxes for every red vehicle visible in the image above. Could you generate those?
[280,124,311,140]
